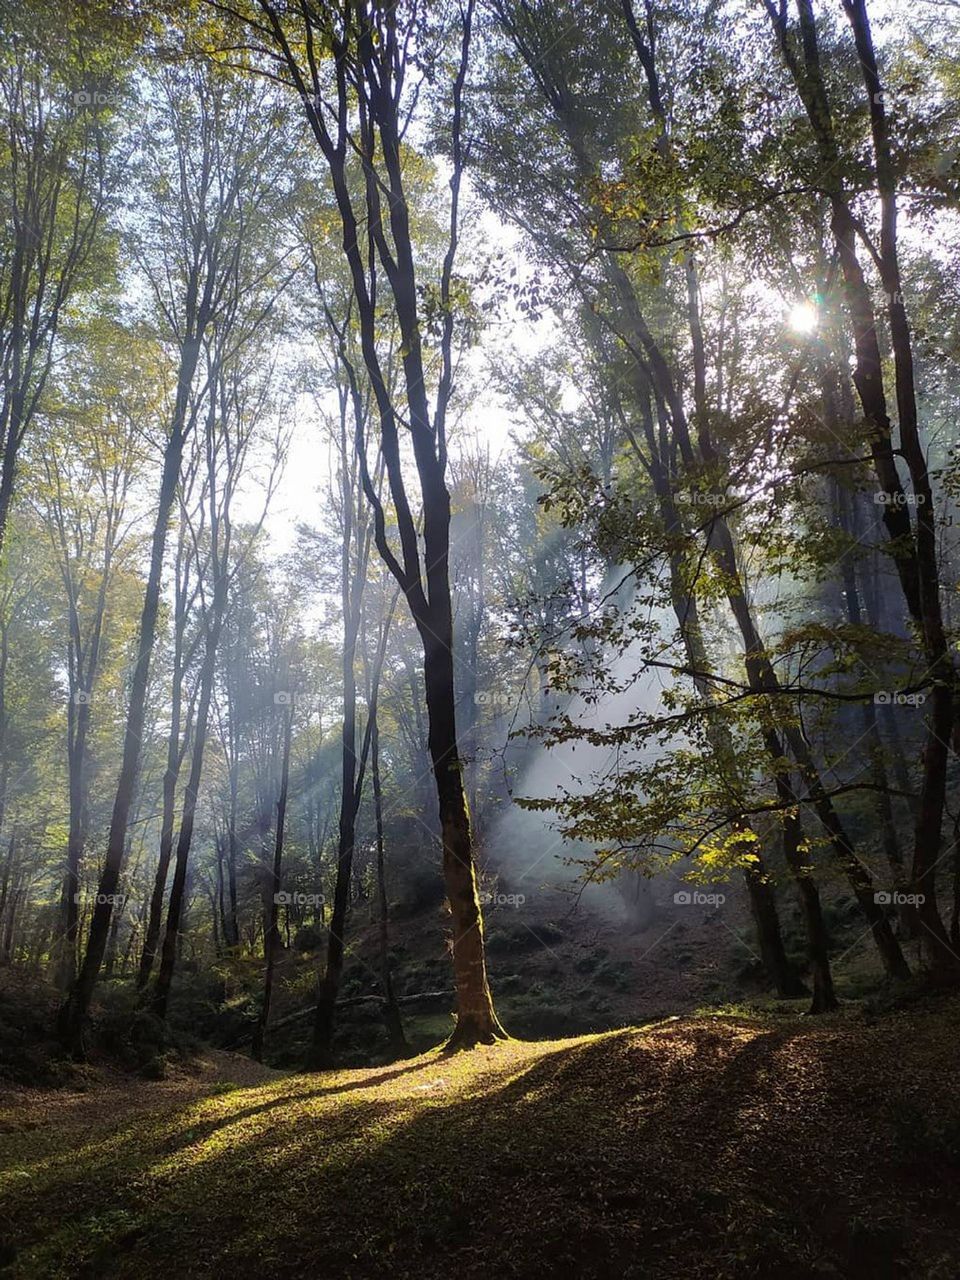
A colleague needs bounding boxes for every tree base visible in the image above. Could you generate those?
[806,990,840,1015]
[304,1047,335,1072]
[442,1013,511,1053]
[777,976,809,999]
[56,999,87,1061]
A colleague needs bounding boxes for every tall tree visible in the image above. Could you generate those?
[0,0,131,558]
[36,321,146,990]
[59,59,291,1052]
[763,0,958,978]
[249,0,506,1048]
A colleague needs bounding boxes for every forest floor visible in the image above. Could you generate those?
[2,996,960,1278]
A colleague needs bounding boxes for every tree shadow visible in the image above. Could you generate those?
[6,1014,960,1279]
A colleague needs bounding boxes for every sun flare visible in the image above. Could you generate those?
[787,301,818,334]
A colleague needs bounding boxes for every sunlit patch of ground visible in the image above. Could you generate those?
[2,1001,960,1277]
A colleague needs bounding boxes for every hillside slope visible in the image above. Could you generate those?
[2,1000,960,1278]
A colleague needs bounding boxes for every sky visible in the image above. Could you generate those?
[239,199,554,555]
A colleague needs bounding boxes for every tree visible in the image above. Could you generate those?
[0,0,132,558]
[35,319,147,990]
[762,0,958,979]
[252,695,292,1060]
[248,0,506,1048]
[58,56,293,1052]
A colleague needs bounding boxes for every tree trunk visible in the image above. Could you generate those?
[138,760,178,990]
[252,703,292,1061]
[765,734,838,1012]
[309,614,361,1066]
[138,537,191,989]
[423,625,506,1050]
[372,708,408,1056]
[224,767,241,950]
[57,337,198,1054]
[766,0,956,981]
[54,699,88,992]
[151,609,223,1025]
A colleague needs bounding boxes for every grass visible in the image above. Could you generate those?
[2,997,960,1278]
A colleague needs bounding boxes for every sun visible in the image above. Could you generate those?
[787,301,818,334]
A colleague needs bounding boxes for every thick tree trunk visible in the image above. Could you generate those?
[743,858,807,998]
[422,626,506,1050]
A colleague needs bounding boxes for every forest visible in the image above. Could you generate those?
[0,0,958,1275]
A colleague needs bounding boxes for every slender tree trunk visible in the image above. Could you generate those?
[225,768,241,950]
[0,390,24,564]
[57,337,200,1054]
[103,884,123,980]
[716,522,910,981]
[55,704,88,992]
[842,0,956,979]
[766,0,956,980]
[253,704,292,1061]
[372,708,408,1056]
[0,828,16,962]
[257,0,503,1050]
[3,880,22,963]
[138,760,178,990]
[138,546,191,989]
[151,609,224,1025]
[309,619,361,1066]
[835,481,915,937]
[637,410,803,997]
[764,733,838,1012]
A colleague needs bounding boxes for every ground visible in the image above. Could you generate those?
[2,996,960,1278]
[256,873,886,1065]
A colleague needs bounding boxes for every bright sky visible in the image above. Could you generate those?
[242,197,553,555]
